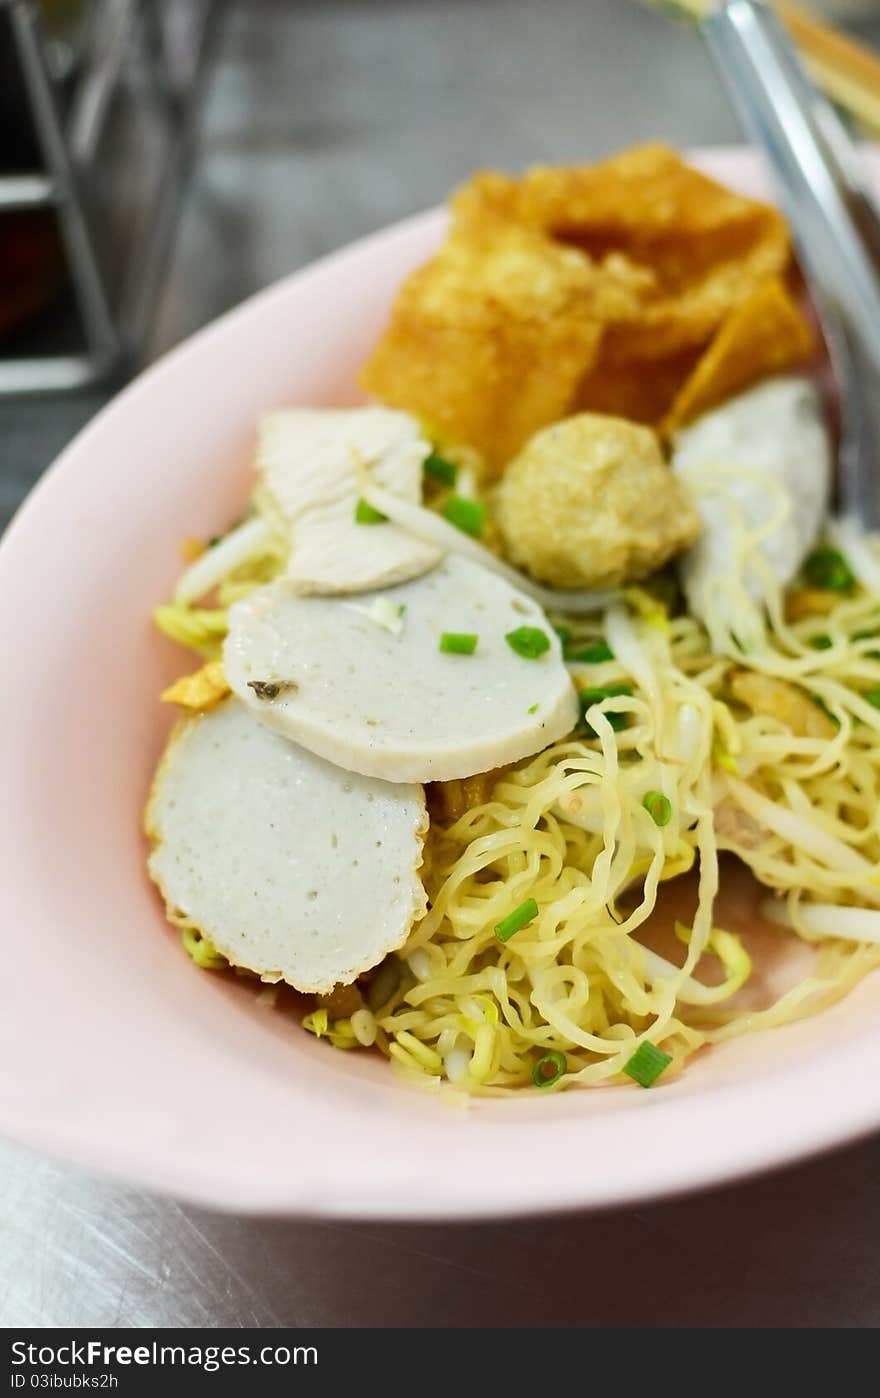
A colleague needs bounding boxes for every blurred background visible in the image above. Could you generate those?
[2,0,880,531]
[2,0,880,1330]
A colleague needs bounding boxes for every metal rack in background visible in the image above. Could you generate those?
[0,0,220,394]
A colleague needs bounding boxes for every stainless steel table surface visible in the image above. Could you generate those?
[3,0,880,1330]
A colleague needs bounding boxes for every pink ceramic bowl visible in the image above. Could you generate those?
[2,148,880,1219]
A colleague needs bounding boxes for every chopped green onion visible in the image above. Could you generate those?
[863,688,880,710]
[354,498,388,524]
[553,624,572,647]
[439,631,478,655]
[643,791,672,827]
[531,1050,567,1088]
[495,897,539,942]
[623,1041,672,1088]
[443,494,485,537]
[809,634,833,651]
[506,625,551,659]
[566,640,615,664]
[585,711,629,734]
[527,702,540,714]
[579,683,632,707]
[578,683,633,735]
[804,547,855,592]
[423,451,458,486]
[207,534,223,548]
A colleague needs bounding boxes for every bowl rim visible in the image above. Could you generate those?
[3,145,880,1220]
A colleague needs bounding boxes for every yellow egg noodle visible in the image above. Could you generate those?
[154,504,880,1095]
[146,150,880,1096]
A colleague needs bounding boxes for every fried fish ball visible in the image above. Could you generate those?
[494,413,700,590]
[360,217,642,474]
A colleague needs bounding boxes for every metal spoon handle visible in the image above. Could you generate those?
[703,0,880,526]
[704,1,880,362]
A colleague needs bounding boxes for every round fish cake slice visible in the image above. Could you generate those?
[146,700,427,993]
[224,554,579,783]
[258,406,441,595]
[672,376,830,649]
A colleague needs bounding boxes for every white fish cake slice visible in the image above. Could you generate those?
[224,555,579,783]
[146,700,428,993]
[672,377,830,647]
[257,406,442,594]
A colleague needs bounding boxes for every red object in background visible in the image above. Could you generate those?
[0,212,66,339]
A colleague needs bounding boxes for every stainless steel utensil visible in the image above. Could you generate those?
[0,0,219,395]
[703,0,880,531]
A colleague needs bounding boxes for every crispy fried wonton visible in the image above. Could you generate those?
[361,145,810,472]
